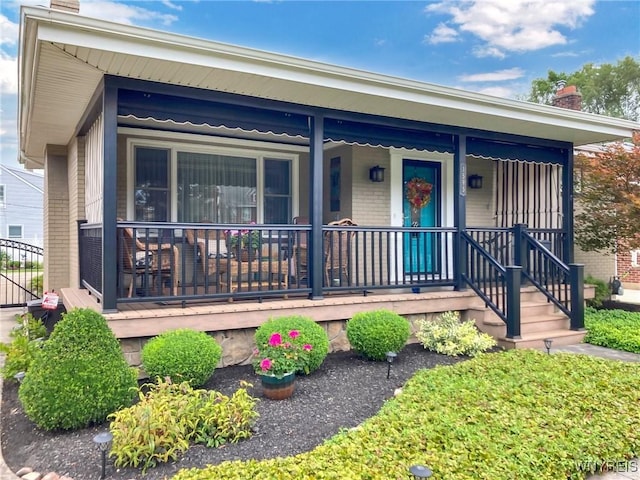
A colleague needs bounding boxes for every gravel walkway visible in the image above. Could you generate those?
[1,343,464,480]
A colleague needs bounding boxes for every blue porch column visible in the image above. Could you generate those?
[454,134,467,290]
[101,81,118,312]
[309,114,324,299]
[562,147,575,263]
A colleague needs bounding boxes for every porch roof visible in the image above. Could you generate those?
[19,6,639,169]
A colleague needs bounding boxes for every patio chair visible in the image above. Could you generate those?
[292,216,308,282]
[119,225,179,297]
[184,227,228,288]
[324,218,357,286]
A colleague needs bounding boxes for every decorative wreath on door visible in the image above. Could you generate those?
[405,177,433,209]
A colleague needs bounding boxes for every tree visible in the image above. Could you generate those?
[575,133,640,253]
[527,56,640,121]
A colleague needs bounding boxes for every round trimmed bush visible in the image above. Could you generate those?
[254,316,329,374]
[346,309,410,361]
[18,308,137,430]
[141,329,222,386]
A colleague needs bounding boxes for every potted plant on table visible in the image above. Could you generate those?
[252,330,313,400]
[226,225,261,261]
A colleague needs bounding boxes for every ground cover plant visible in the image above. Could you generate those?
[584,307,640,353]
[0,313,47,380]
[172,350,640,480]
[108,378,258,473]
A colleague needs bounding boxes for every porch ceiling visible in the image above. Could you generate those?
[19,6,639,169]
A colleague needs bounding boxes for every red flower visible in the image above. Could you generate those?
[268,333,282,347]
[289,330,300,339]
[260,358,272,371]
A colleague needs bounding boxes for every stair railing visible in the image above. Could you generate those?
[515,224,584,330]
[461,232,522,339]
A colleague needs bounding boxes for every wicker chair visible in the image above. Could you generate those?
[120,226,178,297]
[184,227,228,287]
[324,218,357,286]
[292,216,309,282]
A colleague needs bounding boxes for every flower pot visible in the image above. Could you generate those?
[240,248,253,262]
[260,372,296,400]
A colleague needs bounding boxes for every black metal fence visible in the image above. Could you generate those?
[0,239,44,307]
[79,223,103,299]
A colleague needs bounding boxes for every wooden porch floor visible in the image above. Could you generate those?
[60,286,484,339]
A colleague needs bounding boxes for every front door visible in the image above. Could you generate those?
[403,159,440,275]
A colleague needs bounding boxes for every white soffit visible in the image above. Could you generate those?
[20,7,639,165]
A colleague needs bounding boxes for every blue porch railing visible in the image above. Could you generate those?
[78,222,582,333]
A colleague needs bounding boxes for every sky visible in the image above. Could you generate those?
[0,0,639,167]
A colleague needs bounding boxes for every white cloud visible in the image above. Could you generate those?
[458,67,525,82]
[426,22,458,44]
[0,14,19,46]
[0,52,18,95]
[475,86,516,98]
[80,1,178,26]
[161,0,183,11]
[426,0,595,58]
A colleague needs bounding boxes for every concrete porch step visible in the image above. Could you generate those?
[497,329,587,350]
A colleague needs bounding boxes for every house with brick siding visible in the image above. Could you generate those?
[16,1,639,366]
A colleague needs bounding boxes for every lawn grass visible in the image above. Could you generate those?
[585,308,640,353]
[172,350,640,480]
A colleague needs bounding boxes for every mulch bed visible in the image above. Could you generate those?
[1,344,464,480]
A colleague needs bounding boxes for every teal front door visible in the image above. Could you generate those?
[403,160,440,275]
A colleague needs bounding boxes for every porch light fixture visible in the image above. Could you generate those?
[14,371,25,383]
[543,338,553,355]
[386,351,397,379]
[409,464,433,478]
[369,165,385,183]
[468,174,483,189]
[93,431,113,480]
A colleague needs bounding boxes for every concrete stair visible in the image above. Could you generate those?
[465,287,587,350]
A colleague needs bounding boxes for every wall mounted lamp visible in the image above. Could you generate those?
[369,165,385,183]
[468,174,483,189]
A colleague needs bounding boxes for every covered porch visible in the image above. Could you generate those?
[17,7,636,359]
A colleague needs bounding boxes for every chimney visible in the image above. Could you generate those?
[50,0,79,13]
[551,81,582,111]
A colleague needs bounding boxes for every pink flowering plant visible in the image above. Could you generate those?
[252,330,313,378]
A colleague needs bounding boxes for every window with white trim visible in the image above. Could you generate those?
[631,250,640,268]
[0,185,5,208]
[129,140,296,224]
[8,225,22,238]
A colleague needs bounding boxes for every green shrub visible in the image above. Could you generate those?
[0,313,47,380]
[18,308,137,430]
[109,378,258,473]
[585,308,640,353]
[585,275,610,308]
[415,311,496,357]
[255,316,329,374]
[141,329,222,387]
[346,309,410,361]
[29,274,44,298]
[172,350,640,480]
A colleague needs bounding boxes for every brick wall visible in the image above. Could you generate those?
[67,137,85,288]
[43,146,70,292]
[466,157,495,227]
[616,239,640,288]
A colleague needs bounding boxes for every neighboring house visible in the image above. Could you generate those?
[572,141,637,289]
[0,164,44,248]
[17,2,639,365]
